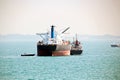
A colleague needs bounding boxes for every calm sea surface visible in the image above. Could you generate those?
[0,39,120,80]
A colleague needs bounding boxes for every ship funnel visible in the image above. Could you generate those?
[51,25,55,38]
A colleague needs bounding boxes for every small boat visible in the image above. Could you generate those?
[70,34,83,55]
[111,44,120,47]
[21,53,35,56]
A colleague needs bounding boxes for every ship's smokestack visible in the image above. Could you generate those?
[51,25,54,38]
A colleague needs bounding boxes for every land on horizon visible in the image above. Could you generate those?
[0,34,120,42]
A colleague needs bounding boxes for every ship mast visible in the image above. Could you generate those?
[76,33,77,41]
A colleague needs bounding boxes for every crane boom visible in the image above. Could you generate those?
[61,27,70,34]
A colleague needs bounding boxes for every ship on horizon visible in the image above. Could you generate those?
[111,44,120,47]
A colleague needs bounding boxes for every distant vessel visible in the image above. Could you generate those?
[36,25,71,56]
[111,44,120,47]
[70,34,83,55]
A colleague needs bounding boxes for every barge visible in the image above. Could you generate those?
[111,44,120,47]
[21,53,35,56]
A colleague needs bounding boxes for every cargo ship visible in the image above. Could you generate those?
[70,34,83,55]
[36,25,71,56]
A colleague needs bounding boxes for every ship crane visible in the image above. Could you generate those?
[61,27,70,34]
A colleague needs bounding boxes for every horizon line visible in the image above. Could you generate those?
[0,33,120,37]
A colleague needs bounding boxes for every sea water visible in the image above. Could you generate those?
[0,39,120,80]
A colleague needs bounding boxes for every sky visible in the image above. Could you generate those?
[0,0,120,36]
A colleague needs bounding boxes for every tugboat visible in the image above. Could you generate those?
[36,25,71,56]
[70,34,83,55]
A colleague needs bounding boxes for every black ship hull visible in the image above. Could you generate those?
[70,50,83,55]
[37,43,71,56]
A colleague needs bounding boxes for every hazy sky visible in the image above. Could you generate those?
[0,0,120,35]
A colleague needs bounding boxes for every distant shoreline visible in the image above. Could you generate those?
[0,34,120,42]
